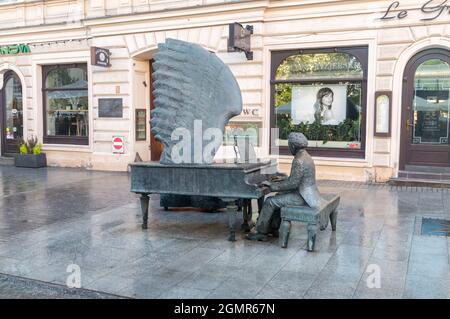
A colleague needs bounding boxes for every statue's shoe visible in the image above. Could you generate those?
[246,233,268,242]
[269,230,279,238]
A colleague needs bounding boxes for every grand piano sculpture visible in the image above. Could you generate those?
[130,39,277,241]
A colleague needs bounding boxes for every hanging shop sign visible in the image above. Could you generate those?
[228,22,254,60]
[91,47,111,67]
[381,0,450,22]
[0,44,31,56]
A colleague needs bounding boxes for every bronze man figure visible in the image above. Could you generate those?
[247,132,325,241]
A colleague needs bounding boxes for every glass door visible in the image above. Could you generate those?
[401,49,450,168]
[413,59,450,145]
[1,71,23,155]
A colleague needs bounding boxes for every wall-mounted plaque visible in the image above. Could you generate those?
[99,98,123,118]
[374,91,392,137]
[91,47,111,67]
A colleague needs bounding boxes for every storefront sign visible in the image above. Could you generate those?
[297,61,361,74]
[381,0,450,21]
[241,107,260,117]
[99,98,123,118]
[91,47,111,67]
[228,23,253,60]
[0,44,30,56]
[112,136,125,154]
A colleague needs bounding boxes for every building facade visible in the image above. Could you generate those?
[0,0,450,182]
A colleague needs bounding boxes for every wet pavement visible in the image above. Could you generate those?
[0,167,132,243]
[0,273,123,299]
[0,166,449,299]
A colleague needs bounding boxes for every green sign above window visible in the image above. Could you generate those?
[0,44,31,56]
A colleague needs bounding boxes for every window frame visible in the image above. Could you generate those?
[42,63,89,145]
[270,46,368,159]
[135,109,147,141]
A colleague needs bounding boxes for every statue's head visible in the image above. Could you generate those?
[288,133,308,155]
[151,39,243,164]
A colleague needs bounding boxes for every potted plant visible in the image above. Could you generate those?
[14,136,47,168]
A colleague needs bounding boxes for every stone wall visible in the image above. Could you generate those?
[1,0,450,179]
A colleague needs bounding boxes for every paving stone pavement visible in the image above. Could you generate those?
[0,166,449,299]
[0,273,125,299]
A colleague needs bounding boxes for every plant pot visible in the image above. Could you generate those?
[14,153,47,168]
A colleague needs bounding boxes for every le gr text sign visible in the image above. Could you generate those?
[0,44,30,56]
[381,0,450,21]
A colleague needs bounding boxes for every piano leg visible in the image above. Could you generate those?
[227,202,238,242]
[140,194,150,230]
[241,199,253,233]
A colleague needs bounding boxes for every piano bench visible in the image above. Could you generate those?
[279,194,340,252]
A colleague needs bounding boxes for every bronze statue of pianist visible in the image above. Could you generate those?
[247,132,326,241]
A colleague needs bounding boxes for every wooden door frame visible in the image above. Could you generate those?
[399,48,450,170]
[0,71,4,156]
[0,70,16,156]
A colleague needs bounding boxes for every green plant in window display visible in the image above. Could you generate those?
[277,110,361,146]
[277,113,294,140]
[307,120,324,141]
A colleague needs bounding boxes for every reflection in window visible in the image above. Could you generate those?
[43,64,88,144]
[273,50,365,151]
[224,122,261,146]
[276,53,363,81]
[4,73,23,142]
[413,59,450,145]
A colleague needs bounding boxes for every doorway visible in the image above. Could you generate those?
[400,48,450,169]
[0,70,24,155]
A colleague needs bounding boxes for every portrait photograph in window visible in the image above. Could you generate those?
[271,47,367,158]
[291,85,348,125]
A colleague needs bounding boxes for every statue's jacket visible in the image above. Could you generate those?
[270,149,325,210]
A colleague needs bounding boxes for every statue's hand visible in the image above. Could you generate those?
[260,181,272,188]
[270,174,287,182]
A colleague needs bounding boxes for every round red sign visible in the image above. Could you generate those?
[113,137,123,151]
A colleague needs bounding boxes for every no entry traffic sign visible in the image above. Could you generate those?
[112,136,125,154]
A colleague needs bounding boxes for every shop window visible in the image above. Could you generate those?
[135,109,147,141]
[271,47,368,158]
[42,64,89,145]
[224,122,262,147]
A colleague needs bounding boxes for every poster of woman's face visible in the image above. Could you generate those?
[291,84,347,125]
